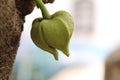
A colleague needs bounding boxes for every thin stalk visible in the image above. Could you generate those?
[34,0,51,19]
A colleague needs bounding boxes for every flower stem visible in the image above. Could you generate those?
[34,0,51,19]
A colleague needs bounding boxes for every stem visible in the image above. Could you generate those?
[34,0,51,19]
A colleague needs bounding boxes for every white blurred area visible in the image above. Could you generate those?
[49,62,104,80]
[94,0,120,48]
[13,0,120,80]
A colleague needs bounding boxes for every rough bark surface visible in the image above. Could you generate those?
[0,0,54,80]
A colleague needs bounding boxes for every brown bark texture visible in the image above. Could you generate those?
[0,0,54,80]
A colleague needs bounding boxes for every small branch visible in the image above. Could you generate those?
[34,0,51,19]
[43,0,55,3]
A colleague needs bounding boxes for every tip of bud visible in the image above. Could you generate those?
[62,48,70,57]
[52,51,59,60]
[54,56,59,60]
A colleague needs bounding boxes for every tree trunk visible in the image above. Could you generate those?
[0,0,54,80]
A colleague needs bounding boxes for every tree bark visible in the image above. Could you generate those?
[0,0,54,80]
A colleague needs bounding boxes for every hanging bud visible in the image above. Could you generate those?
[31,0,74,60]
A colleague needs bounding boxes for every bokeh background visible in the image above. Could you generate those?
[11,0,120,80]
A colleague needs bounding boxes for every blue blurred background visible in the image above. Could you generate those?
[11,0,120,80]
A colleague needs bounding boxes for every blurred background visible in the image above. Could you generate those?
[11,0,120,80]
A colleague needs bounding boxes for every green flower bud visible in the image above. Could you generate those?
[31,0,74,60]
[31,18,58,60]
